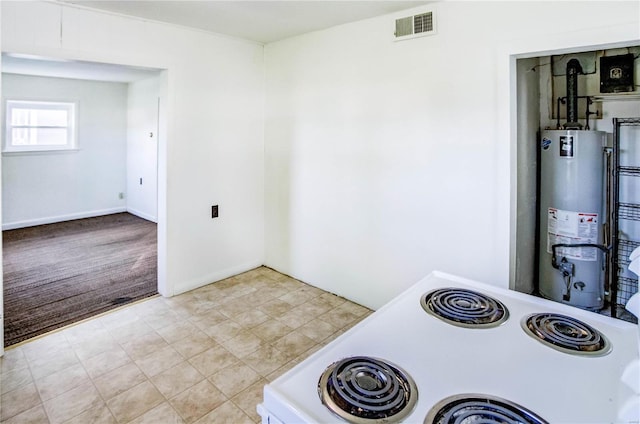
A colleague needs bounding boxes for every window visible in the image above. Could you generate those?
[4,100,76,152]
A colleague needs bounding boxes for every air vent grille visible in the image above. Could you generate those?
[394,10,435,41]
[395,16,413,38]
[414,12,433,34]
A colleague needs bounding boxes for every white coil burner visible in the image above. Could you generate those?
[317,356,418,424]
[425,394,548,424]
[421,288,509,328]
[521,313,611,356]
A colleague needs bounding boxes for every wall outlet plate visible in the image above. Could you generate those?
[211,205,219,218]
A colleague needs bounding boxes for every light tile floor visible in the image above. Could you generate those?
[0,267,372,424]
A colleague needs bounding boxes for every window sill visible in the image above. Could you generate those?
[2,148,80,156]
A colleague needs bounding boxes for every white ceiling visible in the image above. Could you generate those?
[61,1,431,44]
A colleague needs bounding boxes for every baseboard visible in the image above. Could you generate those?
[172,259,264,296]
[126,207,157,223]
[2,207,127,230]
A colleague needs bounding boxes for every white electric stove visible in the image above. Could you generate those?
[258,271,640,424]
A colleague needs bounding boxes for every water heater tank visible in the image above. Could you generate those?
[538,130,607,310]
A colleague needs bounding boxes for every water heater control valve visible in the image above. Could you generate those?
[558,258,575,277]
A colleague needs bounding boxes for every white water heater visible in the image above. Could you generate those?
[538,130,607,310]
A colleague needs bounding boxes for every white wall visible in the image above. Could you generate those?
[127,75,160,222]
[1,1,265,296]
[264,1,640,309]
[1,73,128,229]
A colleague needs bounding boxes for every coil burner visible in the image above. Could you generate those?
[425,394,548,424]
[522,313,611,356]
[318,356,418,424]
[420,288,509,328]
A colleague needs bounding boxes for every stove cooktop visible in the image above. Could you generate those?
[259,271,639,424]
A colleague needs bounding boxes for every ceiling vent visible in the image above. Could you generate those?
[394,11,436,41]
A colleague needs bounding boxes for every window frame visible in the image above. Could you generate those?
[3,99,77,153]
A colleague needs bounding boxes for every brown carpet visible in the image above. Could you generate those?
[3,213,157,347]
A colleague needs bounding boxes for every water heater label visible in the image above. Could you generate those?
[559,135,574,157]
[547,208,598,261]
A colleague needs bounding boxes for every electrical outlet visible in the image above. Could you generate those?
[139,178,143,185]
[211,205,219,218]
[118,192,124,199]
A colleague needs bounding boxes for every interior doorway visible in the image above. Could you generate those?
[1,54,165,347]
